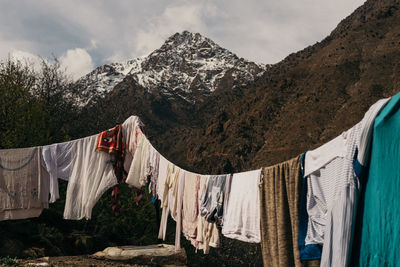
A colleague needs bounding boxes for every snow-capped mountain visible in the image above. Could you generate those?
[76,31,268,106]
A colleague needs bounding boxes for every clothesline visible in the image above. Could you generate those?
[1,92,399,267]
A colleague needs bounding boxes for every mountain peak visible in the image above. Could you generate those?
[164,31,207,47]
[167,30,202,42]
[76,31,266,105]
[152,30,236,61]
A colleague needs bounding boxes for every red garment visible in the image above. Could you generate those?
[96,124,126,215]
[96,125,124,155]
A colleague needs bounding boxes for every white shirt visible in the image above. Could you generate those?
[41,141,73,203]
[63,135,117,220]
[222,169,262,243]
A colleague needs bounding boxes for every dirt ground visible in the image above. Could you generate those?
[17,255,185,267]
[18,256,144,266]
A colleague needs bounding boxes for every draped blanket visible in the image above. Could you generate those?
[260,155,319,267]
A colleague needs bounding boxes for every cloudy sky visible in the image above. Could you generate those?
[0,0,365,80]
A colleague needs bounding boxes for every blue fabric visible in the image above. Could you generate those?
[353,158,366,181]
[355,92,400,266]
[298,153,322,260]
[353,145,369,182]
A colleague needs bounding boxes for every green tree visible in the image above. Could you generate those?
[0,58,78,149]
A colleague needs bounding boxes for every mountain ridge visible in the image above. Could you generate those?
[76,31,267,106]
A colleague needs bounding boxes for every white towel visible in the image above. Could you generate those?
[222,169,262,243]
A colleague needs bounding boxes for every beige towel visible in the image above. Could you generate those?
[182,172,200,238]
[0,147,49,220]
[260,155,319,267]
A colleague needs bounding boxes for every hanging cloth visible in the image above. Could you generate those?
[125,134,151,189]
[222,169,262,243]
[63,134,117,220]
[260,155,320,267]
[182,171,201,242]
[147,145,160,198]
[41,141,73,203]
[96,124,126,215]
[351,93,400,266]
[158,163,181,240]
[196,174,220,254]
[200,174,229,226]
[0,147,50,221]
[299,97,390,266]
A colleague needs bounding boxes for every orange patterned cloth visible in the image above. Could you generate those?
[96,125,124,155]
[96,124,126,215]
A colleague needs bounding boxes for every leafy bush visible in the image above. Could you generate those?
[0,256,18,266]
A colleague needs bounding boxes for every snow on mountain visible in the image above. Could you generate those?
[75,57,145,106]
[76,31,268,106]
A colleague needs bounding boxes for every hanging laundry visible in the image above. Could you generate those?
[196,174,220,254]
[158,163,181,240]
[156,154,169,202]
[41,141,73,203]
[222,171,232,225]
[63,134,117,220]
[179,172,220,253]
[200,174,229,225]
[41,116,144,220]
[122,116,148,206]
[96,124,126,215]
[260,155,319,267]
[147,145,160,198]
[42,135,118,220]
[222,169,261,243]
[122,115,144,174]
[149,153,167,239]
[146,146,162,235]
[354,97,392,179]
[0,147,49,221]
[352,93,400,266]
[125,134,151,189]
[96,125,124,154]
[174,169,185,251]
[299,97,390,266]
[182,171,200,243]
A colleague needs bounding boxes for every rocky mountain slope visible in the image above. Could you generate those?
[78,0,400,175]
[76,31,266,106]
[166,0,400,172]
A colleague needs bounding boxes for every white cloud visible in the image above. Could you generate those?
[10,50,44,72]
[59,48,94,80]
[205,0,366,64]
[0,0,366,67]
[135,2,218,56]
[7,48,94,80]
[89,39,98,50]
